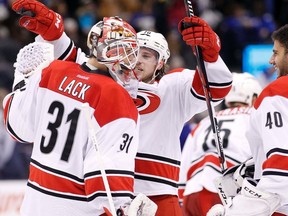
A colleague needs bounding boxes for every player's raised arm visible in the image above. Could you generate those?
[178,16,232,101]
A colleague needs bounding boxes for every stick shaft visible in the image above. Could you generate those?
[82,103,117,216]
[183,0,227,172]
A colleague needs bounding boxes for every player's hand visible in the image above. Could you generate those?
[206,204,225,216]
[214,157,255,204]
[178,16,221,62]
[12,0,64,41]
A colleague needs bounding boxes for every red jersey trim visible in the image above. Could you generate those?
[29,163,86,196]
[254,76,288,109]
[135,158,180,182]
[85,175,134,195]
[29,160,134,198]
[263,154,288,171]
[3,94,13,128]
[192,70,232,100]
[178,183,186,201]
[187,153,235,180]
[166,68,186,74]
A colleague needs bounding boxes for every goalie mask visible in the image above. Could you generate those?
[225,72,262,107]
[87,16,140,97]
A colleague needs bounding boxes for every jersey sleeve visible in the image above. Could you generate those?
[35,33,72,60]
[191,56,232,101]
[3,69,43,143]
[160,56,232,123]
[35,32,85,63]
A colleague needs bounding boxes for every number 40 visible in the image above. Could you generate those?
[265,111,283,129]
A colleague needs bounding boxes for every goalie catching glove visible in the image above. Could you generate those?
[178,16,221,63]
[13,41,54,91]
[12,0,64,41]
[104,193,157,216]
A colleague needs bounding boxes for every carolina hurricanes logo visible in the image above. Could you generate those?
[133,90,161,114]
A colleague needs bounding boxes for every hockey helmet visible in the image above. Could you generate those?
[225,72,262,107]
[137,30,170,65]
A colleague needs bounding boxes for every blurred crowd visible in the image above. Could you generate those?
[0,0,287,179]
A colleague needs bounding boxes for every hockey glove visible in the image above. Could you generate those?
[12,0,64,41]
[231,157,255,188]
[208,178,281,216]
[214,157,255,204]
[120,193,157,216]
[178,16,221,62]
[103,193,157,216]
[13,42,54,90]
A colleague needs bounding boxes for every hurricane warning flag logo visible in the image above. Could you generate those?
[133,90,160,114]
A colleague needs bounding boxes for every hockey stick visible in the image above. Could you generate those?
[182,0,227,172]
[82,103,117,216]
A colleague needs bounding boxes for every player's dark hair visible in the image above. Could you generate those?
[155,64,169,81]
[272,24,288,53]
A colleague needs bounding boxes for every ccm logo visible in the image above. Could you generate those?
[243,186,262,198]
[217,187,228,204]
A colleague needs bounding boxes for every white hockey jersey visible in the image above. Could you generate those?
[3,60,140,216]
[133,63,232,196]
[246,76,288,214]
[36,33,232,197]
[178,106,253,202]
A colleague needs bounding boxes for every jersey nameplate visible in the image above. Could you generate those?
[58,76,91,100]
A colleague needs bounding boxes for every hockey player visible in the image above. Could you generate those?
[178,72,262,216]
[2,15,158,216]
[207,24,288,216]
[131,30,231,216]
[10,0,233,215]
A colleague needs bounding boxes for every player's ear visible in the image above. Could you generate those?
[156,61,164,70]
